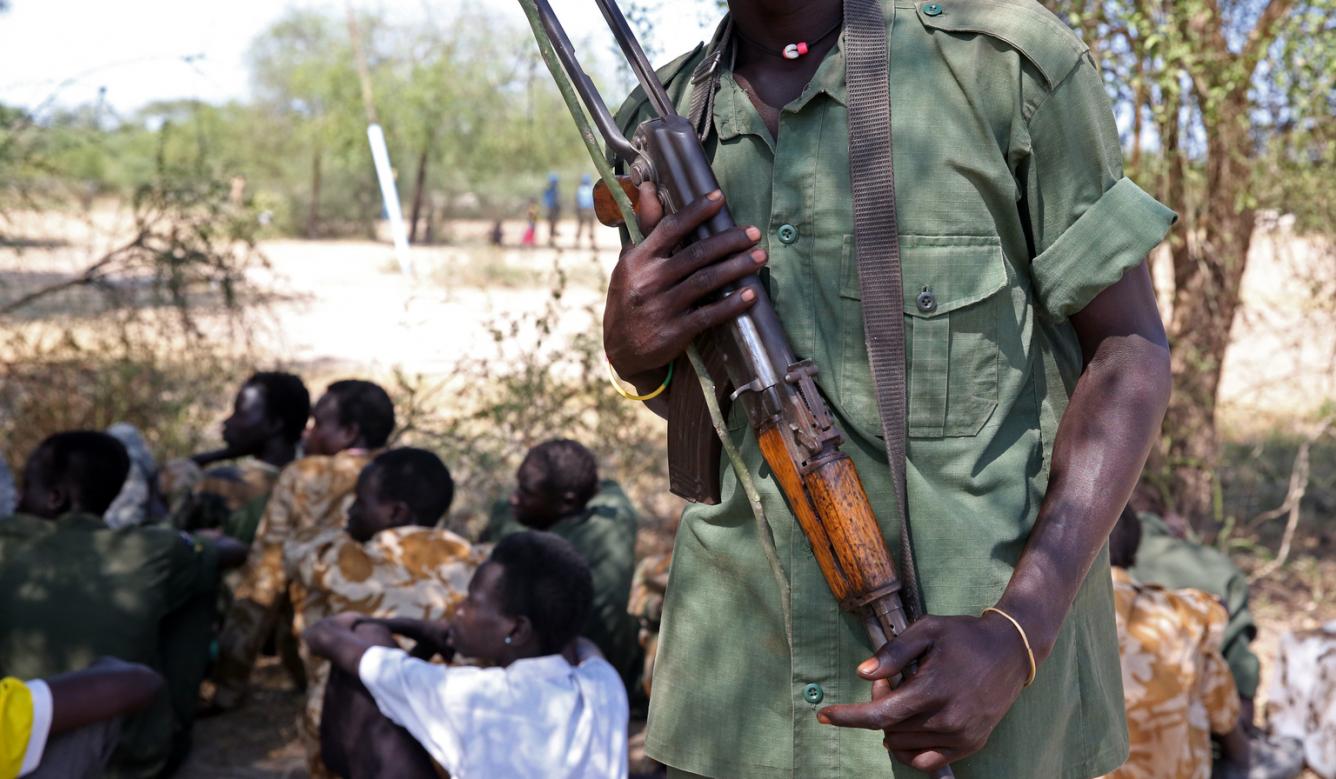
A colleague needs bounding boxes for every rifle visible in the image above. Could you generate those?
[521,2,952,776]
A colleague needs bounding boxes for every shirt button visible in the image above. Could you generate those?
[916,287,938,313]
[777,223,799,244]
[923,2,944,15]
[802,683,824,704]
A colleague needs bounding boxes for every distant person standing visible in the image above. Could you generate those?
[543,173,560,247]
[575,174,596,248]
[522,199,538,248]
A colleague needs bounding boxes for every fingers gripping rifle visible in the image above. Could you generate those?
[518,2,952,776]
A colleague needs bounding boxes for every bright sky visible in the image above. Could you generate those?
[0,0,717,114]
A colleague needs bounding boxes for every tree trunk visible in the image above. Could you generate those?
[1161,93,1258,532]
[1129,55,1146,171]
[306,147,323,239]
[408,145,430,244]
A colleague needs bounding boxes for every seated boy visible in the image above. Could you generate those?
[284,448,483,777]
[161,371,311,543]
[483,439,641,691]
[214,379,395,708]
[1102,507,1249,779]
[1129,511,1262,719]
[2,658,162,779]
[0,432,244,777]
[307,531,629,779]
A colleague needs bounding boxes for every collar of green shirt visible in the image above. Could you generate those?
[713,33,848,147]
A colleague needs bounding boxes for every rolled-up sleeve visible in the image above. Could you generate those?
[1023,53,1177,321]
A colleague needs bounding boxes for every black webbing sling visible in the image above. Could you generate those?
[686,0,924,618]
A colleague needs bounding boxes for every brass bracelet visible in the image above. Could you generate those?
[606,360,673,402]
[982,606,1037,688]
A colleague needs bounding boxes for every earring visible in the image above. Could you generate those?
[504,636,512,645]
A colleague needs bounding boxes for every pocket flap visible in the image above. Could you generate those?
[841,234,1008,318]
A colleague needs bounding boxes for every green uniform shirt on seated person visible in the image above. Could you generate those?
[0,513,220,778]
[614,2,1177,776]
[1130,512,1261,699]
[485,479,642,691]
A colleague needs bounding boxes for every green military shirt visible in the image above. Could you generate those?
[484,479,643,690]
[0,513,220,778]
[614,1,1177,776]
[1130,512,1260,699]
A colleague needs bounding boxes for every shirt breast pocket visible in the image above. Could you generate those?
[838,234,1007,439]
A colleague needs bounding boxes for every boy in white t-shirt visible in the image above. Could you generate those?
[305,530,630,779]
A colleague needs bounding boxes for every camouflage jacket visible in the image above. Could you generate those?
[160,457,282,542]
[628,552,671,700]
[285,524,485,777]
[1100,568,1239,779]
[214,449,371,706]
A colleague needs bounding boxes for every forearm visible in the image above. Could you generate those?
[46,659,163,735]
[995,332,1171,661]
[306,618,390,675]
[367,617,453,659]
[368,616,430,640]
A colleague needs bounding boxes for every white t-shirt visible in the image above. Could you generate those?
[358,645,629,779]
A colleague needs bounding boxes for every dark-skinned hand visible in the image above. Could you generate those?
[816,611,1033,773]
[603,183,767,385]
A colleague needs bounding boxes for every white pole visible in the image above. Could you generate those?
[346,3,413,279]
[366,123,413,277]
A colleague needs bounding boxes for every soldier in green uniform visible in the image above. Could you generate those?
[0,432,246,777]
[483,439,642,694]
[603,0,1177,776]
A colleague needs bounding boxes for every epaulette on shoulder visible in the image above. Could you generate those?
[912,0,1089,89]
[613,42,707,135]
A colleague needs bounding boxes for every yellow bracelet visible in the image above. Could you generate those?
[607,360,673,402]
[982,607,1037,688]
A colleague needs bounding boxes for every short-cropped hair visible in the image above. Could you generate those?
[245,372,311,443]
[490,531,593,655]
[366,448,454,526]
[24,431,131,516]
[326,380,395,448]
[524,439,598,507]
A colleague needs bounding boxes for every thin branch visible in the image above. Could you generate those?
[0,234,145,316]
[1249,418,1333,582]
[1240,0,1297,80]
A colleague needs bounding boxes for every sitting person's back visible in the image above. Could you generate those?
[214,378,395,708]
[0,432,225,778]
[284,447,482,777]
[308,531,629,779]
[161,371,311,543]
[1129,511,1261,706]
[484,439,640,691]
[1101,507,1245,779]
